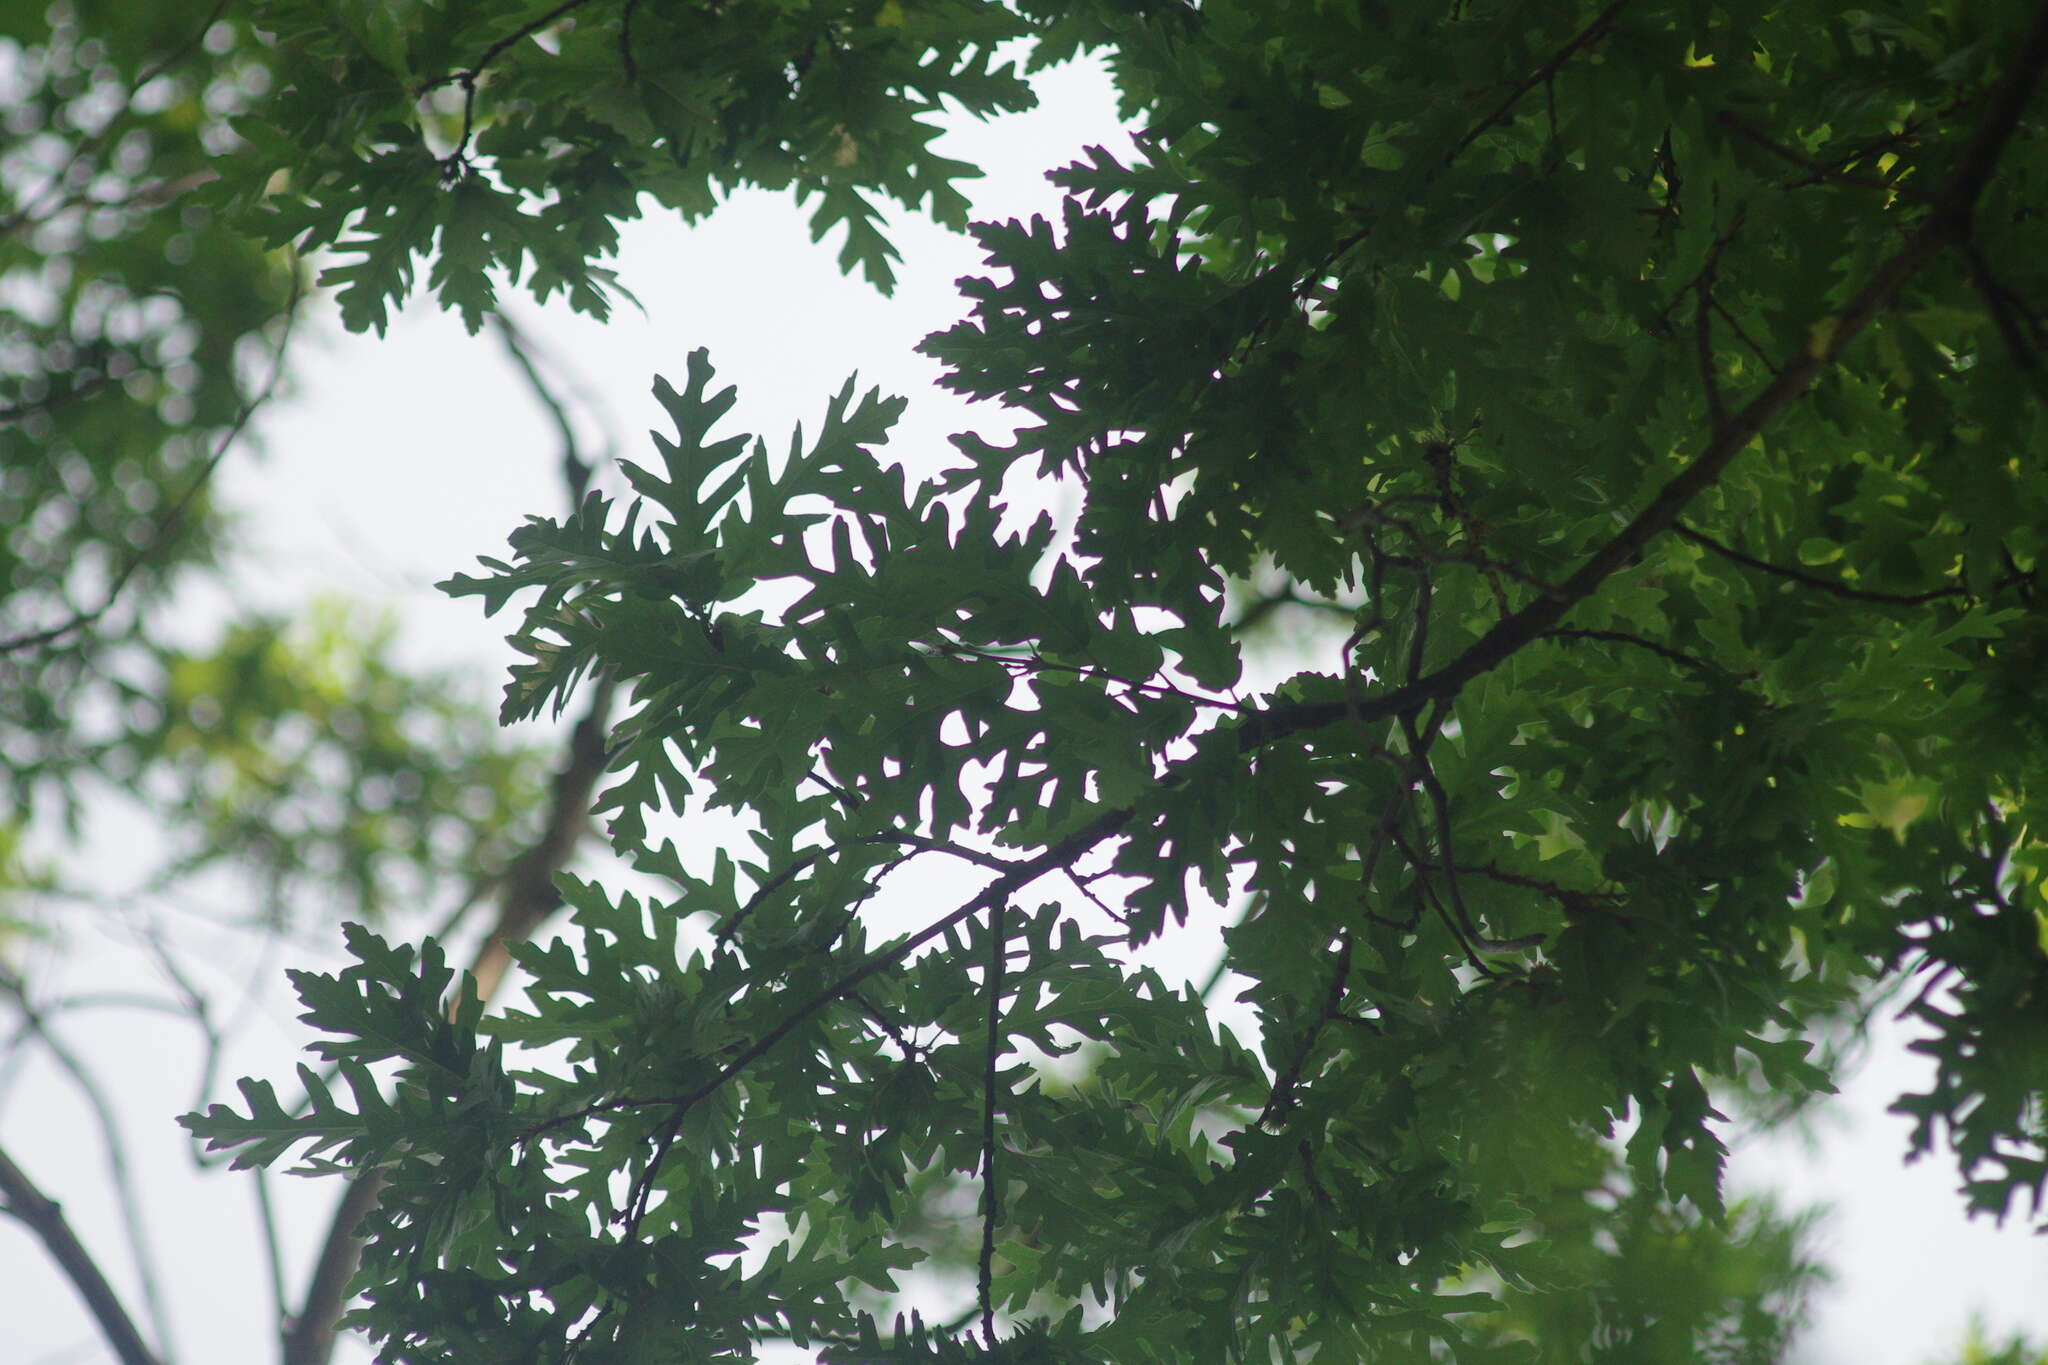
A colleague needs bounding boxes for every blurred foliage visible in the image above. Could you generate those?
[0,1,294,818]
[1949,1325,2048,1365]
[108,599,545,927]
[0,4,548,943]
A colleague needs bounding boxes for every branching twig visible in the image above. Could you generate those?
[933,638,1247,713]
[1409,857,1635,923]
[1064,867,1131,927]
[1228,585,1357,635]
[425,0,598,169]
[711,831,1024,946]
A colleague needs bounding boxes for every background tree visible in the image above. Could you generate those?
[7,1,2048,1363]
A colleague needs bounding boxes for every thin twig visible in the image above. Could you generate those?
[621,0,647,82]
[1716,111,1930,197]
[1709,294,1780,375]
[1408,857,1636,923]
[1064,867,1131,927]
[427,0,598,166]
[0,0,231,238]
[1695,268,1727,428]
[933,639,1247,712]
[977,902,1007,1349]
[493,311,592,502]
[0,372,111,424]
[1255,930,1354,1130]
[1228,585,1357,635]
[1672,522,1971,605]
[711,831,1023,946]
[1446,0,1637,164]
[251,1170,291,1347]
[522,807,1135,1149]
[1542,627,1725,675]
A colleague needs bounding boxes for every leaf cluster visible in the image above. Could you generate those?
[186,1,2048,1362]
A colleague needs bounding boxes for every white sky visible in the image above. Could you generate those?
[4,50,2046,1365]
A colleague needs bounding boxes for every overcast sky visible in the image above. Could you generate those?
[4,49,2046,1365]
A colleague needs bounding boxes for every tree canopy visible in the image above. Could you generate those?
[7,0,2048,1362]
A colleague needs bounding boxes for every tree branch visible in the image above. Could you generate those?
[1236,6,2048,752]
[0,1144,164,1365]
[1672,522,1971,605]
[284,675,616,1365]
[493,312,595,504]
[1255,930,1355,1130]
[0,989,175,1356]
[977,902,1007,1349]
[469,674,617,1002]
[524,805,1135,1152]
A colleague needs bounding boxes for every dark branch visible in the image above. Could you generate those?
[1959,240,2048,402]
[279,1173,384,1365]
[1228,585,1357,636]
[0,966,174,1353]
[0,1144,164,1365]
